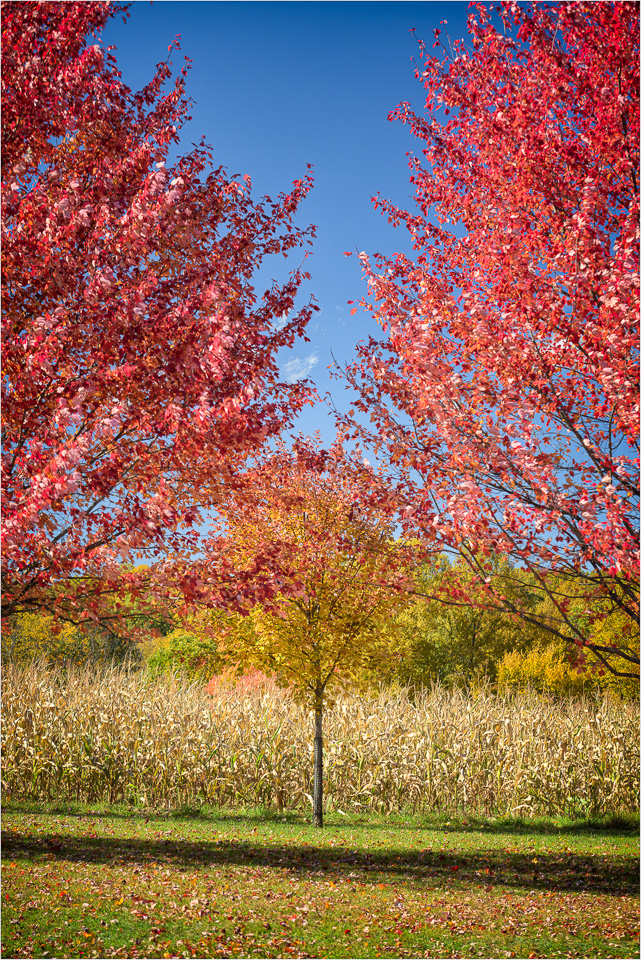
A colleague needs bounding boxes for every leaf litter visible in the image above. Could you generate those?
[2,806,638,958]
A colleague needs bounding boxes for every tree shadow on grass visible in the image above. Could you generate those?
[2,828,638,897]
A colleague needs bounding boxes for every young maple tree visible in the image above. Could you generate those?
[211,437,412,827]
[339,1,639,679]
[2,2,317,630]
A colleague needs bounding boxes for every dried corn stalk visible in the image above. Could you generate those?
[2,663,638,817]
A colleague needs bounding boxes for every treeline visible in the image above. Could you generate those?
[4,556,637,700]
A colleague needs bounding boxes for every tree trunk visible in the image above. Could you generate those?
[312,696,323,827]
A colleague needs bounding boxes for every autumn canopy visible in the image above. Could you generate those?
[1,1,639,683]
[339,0,639,678]
[1,1,316,627]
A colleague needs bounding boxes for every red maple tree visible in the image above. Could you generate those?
[340,2,639,678]
[2,2,317,629]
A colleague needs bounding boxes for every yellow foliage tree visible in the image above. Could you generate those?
[1,611,139,666]
[497,641,594,697]
[213,438,413,826]
[498,610,639,700]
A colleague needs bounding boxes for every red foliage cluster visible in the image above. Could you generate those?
[205,668,279,699]
[339,2,639,676]
[2,2,316,625]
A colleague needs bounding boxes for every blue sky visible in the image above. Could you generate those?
[101,1,473,442]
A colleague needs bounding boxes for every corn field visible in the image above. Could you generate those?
[2,662,638,818]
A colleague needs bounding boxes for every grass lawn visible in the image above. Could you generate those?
[1,803,639,960]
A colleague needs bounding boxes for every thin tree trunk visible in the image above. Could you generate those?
[313,696,323,827]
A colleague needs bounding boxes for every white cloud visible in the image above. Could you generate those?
[281,350,319,383]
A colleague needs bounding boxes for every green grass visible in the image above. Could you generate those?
[2,803,639,959]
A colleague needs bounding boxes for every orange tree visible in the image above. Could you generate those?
[211,437,413,826]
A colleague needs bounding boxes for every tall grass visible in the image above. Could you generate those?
[2,662,638,817]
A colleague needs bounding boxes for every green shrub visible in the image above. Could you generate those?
[145,628,220,679]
